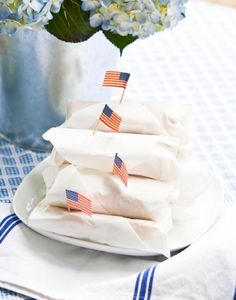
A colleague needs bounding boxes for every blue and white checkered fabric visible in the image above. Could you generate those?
[1,1,236,299]
[0,138,46,204]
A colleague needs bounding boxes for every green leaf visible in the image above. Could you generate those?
[45,0,99,43]
[102,31,138,56]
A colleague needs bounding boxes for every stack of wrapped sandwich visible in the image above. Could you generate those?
[28,101,212,257]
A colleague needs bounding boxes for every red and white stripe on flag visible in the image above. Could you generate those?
[103,71,130,89]
[99,104,121,131]
[113,153,128,186]
[66,190,93,216]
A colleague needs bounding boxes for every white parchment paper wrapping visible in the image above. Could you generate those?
[28,203,171,257]
[65,101,192,144]
[43,128,179,181]
[41,164,178,222]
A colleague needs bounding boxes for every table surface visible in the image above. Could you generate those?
[1,1,236,299]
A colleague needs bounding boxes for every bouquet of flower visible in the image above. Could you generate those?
[0,0,187,53]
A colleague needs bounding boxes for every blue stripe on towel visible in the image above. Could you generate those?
[147,266,156,300]
[0,213,16,229]
[0,214,21,244]
[133,266,153,300]
[0,219,21,244]
[138,267,151,299]
[133,265,157,300]
[0,215,19,237]
[133,272,141,300]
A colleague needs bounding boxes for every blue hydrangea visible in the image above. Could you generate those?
[81,0,187,39]
[0,0,187,41]
[0,0,63,35]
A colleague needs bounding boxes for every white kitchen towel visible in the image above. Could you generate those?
[0,203,235,300]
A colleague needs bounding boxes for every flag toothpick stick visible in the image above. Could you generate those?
[120,88,126,104]
[93,118,100,135]
[67,205,71,212]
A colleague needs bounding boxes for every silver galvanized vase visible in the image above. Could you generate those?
[0,29,118,152]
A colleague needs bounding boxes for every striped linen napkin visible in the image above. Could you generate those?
[0,203,235,300]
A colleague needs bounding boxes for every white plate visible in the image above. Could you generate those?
[13,158,223,256]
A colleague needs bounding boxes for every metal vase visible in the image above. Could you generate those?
[0,29,118,152]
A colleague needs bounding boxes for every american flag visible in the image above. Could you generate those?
[103,71,130,89]
[113,153,128,186]
[99,104,121,131]
[66,190,93,216]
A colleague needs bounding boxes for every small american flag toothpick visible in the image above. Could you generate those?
[66,190,93,216]
[113,153,128,187]
[93,104,122,134]
[103,71,130,103]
